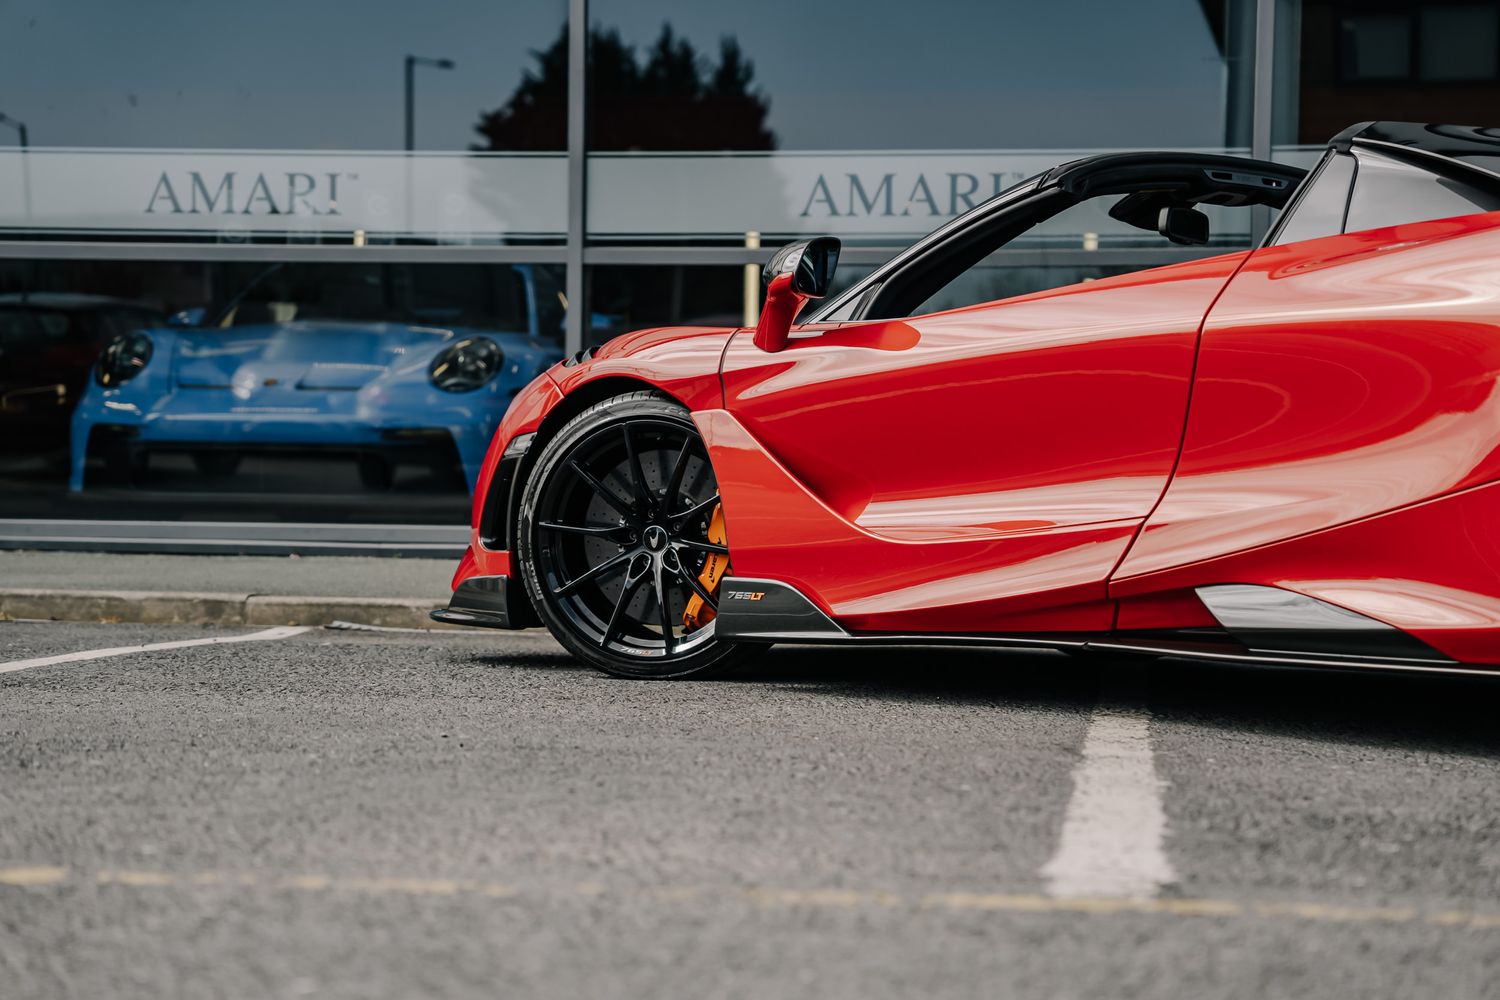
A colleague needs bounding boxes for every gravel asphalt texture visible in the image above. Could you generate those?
[2,619,1498,999]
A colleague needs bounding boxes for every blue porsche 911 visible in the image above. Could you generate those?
[70,262,563,493]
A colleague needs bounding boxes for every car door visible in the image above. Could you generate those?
[714,250,1248,634]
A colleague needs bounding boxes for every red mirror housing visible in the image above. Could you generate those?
[752,237,841,353]
[753,272,808,353]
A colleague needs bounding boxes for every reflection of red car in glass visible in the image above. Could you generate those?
[437,122,1500,679]
[0,294,165,455]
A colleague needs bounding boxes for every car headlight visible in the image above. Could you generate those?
[96,331,154,387]
[429,337,503,392]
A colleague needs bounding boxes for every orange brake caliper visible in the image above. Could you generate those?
[682,504,729,629]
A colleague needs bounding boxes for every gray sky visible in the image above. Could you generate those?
[0,0,1238,151]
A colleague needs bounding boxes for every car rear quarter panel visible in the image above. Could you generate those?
[1120,212,1500,578]
[1112,212,1500,662]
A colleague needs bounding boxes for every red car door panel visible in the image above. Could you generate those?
[696,406,1134,633]
[711,252,1249,632]
[1117,212,1500,582]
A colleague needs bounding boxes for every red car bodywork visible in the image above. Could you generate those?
[450,129,1500,671]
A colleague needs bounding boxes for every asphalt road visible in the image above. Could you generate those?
[2,619,1498,999]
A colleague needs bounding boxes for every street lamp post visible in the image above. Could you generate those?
[0,112,29,150]
[0,111,32,223]
[404,55,455,151]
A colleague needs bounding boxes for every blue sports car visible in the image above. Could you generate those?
[70,262,563,493]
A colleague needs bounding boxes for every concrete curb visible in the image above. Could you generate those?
[0,588,454,630]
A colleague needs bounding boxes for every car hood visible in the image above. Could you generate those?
[169,321,533,390]
[591,324,736,360]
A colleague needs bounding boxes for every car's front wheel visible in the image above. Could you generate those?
[515,390,757,679]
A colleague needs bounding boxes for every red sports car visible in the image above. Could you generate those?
[435,122,1500,678]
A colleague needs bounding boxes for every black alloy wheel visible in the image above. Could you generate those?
[516,391,757,678]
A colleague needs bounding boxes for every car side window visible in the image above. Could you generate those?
[1343,149,1500,234]
[1269,152,1355,246]
[902,195,1259,317]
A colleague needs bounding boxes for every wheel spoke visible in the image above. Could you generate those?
[653,561,675,656]
[674,538,729,555]
[538,417,724,663]
[675,565,718,612]
[602,562,649,648]
[662,438,694,509]
[569,460,635,519]
[555,549,632,598]
[539,521,620,537]
[672,492,720,524]
[622,424,650,506]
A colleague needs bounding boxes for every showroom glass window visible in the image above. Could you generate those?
[582,0,1258,336]
[1274,1,1500,150]
[0,1,568,527]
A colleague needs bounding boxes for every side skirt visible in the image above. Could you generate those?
[714,577,1490,676]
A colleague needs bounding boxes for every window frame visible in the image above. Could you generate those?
[1336,1,1500,85]
[1341,144,1500,234]
[1264,150,1356,247]
[812,154,1304,324]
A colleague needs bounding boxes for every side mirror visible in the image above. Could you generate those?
[1158,206,1210,247]
[753,237,841,352]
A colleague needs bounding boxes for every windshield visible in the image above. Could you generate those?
[212,263,532,333]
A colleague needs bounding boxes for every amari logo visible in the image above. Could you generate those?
[145,170,348,216]
[799,170,1032,219]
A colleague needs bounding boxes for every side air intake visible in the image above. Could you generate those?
[1195,585,1452,664]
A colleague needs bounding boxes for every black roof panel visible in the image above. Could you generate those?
[1041,152,1306,209]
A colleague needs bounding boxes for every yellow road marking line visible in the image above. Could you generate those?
[5,865,1496,930]
[1252,901,1417,923]
[97,869,177,887]
[0,866,67,886]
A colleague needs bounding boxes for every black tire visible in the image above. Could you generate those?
[515,390,760,679]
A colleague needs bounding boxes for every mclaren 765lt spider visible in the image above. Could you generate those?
[434,122,1500,678]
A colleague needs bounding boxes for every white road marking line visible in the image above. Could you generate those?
[0,625,311,674]
[324,620,438,633]
[1040,705,1176,900]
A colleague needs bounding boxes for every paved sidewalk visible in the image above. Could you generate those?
[0,550,464,629]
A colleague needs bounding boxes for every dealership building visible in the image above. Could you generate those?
[1,0,1496,552]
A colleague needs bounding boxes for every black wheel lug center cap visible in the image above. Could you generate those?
[643,525,669,552]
